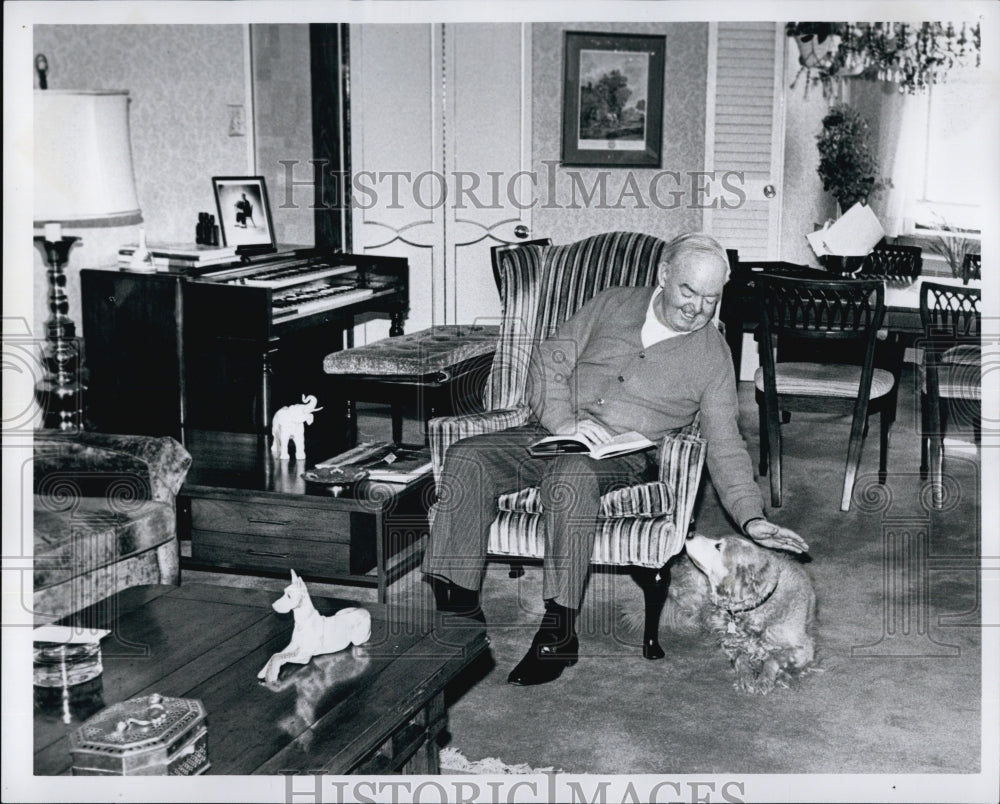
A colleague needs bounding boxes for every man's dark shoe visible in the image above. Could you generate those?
[506,631,579,686]
[427,576,486,624]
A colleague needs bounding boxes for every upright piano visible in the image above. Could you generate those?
[82,246,408,451]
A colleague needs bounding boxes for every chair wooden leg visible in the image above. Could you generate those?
[927,387,945,509]
[764,405,783,507]
[633,564,670,660]
[758,402,768,476]
[929,432,945,509]
[879,408,890,485]
[919,392,929,479]
[841,408,868,511]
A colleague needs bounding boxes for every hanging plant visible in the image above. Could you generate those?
[816,104,891,211]
[786,22,848,98]
[786,20,981,96]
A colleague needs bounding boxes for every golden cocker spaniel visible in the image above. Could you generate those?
[664,533,817,694]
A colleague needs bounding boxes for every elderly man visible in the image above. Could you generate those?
[422,232,807,686]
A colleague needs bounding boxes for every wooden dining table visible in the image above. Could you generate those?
[719,261,982,377]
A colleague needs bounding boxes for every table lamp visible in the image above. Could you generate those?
[33,88,141,430]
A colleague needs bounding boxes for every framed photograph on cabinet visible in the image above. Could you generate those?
[212,176,276,252]
[561,31,666,168]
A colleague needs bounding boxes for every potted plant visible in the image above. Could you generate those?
[928,218,980,284]
[815,103,891,272]
[816,103,890,212]
[786,22,844,68]
[786,22,849,96]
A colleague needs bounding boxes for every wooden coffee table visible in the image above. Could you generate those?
[179,431,433,601]
[34,584,488,775]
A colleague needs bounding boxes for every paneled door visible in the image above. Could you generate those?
[703,21,785,260]
[350,23,533,340]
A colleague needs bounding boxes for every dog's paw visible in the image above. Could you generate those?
[733,671,775,695]
[731,655,773,695]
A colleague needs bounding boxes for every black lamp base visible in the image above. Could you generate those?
[36,376,86,431]
[34,235,86,432]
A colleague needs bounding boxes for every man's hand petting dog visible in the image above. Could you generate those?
[745,518,808,554]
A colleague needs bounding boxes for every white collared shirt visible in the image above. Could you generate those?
[641,287,687,348]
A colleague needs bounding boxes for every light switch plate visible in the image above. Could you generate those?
[228,104,246,137]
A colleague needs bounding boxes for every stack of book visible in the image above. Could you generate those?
[314,442,433,484]
[117,242,238,271]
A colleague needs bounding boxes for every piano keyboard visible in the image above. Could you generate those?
[272,286,377,321]
[213,260,356,289]
[240,263,356,289]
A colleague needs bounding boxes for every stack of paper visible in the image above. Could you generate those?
[806,202,885,258]
[118,242,238,270]
[33,626,110,645]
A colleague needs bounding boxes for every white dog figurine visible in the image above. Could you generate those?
[270,394,323,461]
[258,569,372,684]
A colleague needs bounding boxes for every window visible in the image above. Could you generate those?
[911,63,989,235]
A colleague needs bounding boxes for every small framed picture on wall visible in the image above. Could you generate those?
[212,176,276,252]
[561,31,666,168]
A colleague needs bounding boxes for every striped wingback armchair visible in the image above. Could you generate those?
[427,231,708,659]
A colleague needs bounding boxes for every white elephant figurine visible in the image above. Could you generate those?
[271,394,323,461]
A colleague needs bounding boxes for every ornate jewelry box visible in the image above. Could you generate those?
[69,693,209,775]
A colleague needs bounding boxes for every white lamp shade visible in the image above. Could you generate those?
[34,90,141,224]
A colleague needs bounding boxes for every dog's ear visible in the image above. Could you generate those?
[713,542,780,612]
[290,568,299,583]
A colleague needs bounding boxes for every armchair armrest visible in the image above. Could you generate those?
[427,406,531,485]
[33,430,192,503]
[657,431,707,536]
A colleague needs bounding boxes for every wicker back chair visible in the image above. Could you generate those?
[859,242,923,279]
[919,281,981,508]
[754,276,898,511]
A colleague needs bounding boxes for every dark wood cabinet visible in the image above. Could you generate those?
[81,270,186,439]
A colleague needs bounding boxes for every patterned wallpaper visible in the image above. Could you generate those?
[530,22,708,245]
[780,43,836,267]
[252,24,315,248]
[31,25,249,337]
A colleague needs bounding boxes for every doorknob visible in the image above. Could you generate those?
[514,224,530,239]
[763,184,776,199]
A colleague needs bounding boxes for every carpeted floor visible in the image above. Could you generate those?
[182,364,984,775]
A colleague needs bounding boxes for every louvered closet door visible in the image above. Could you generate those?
[704,22,785,260]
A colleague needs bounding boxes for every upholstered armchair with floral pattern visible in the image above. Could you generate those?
[427,231,708,659]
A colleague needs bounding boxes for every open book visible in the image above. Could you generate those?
[527,430,655,460]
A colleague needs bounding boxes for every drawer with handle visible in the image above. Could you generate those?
[189,498,351,542]
[191,530,360,577]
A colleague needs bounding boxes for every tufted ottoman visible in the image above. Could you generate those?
[33,431,192,623]
[323,324,499,444]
